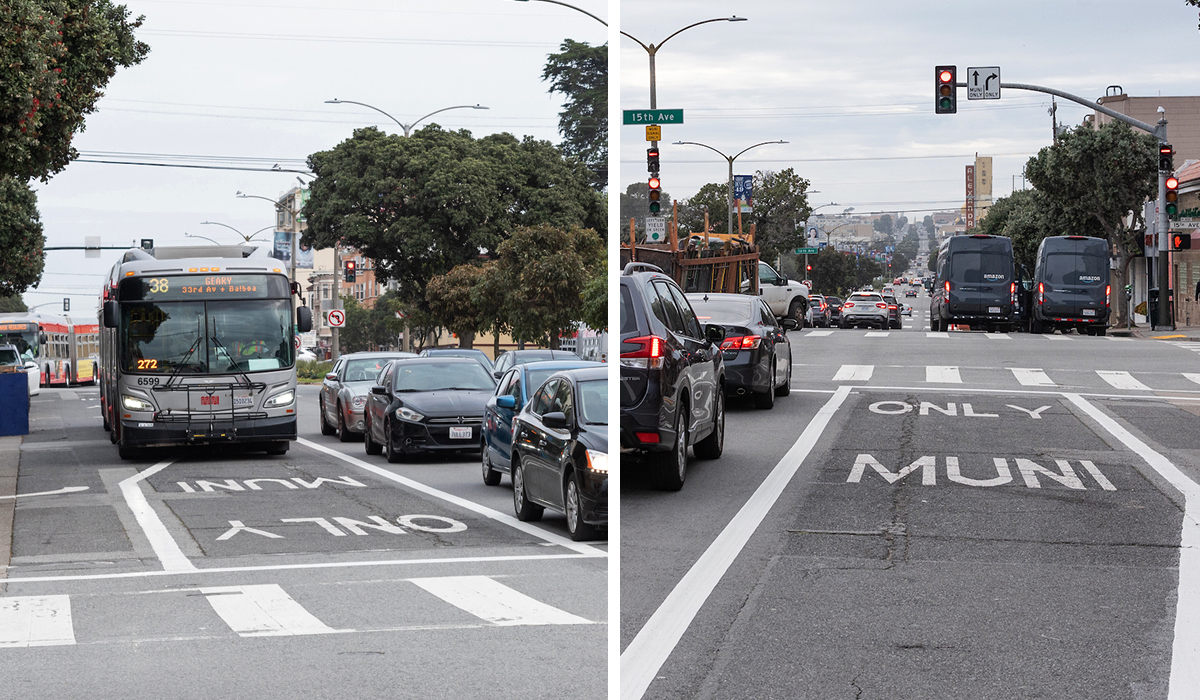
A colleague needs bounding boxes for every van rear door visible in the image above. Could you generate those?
[1041,244,1108,320]
[950,240,1012,317]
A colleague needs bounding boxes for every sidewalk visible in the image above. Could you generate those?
[0,434,20,579]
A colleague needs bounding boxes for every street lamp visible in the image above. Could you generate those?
[510,0,606,26]
[672,140,787,237]
[324,100,489,137]
[622,17,747,111]
[199,222,273,243]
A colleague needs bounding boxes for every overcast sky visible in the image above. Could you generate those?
[27,0,608,313]
[619,0,1200,224]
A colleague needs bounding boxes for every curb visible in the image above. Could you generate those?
[0,434,20,578]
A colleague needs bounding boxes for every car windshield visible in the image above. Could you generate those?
[578,379,607,425]
[345,359,390,382]
[392,362,495,392]
[121,299,293,374]
[689,298,753,324]
[0,347,20,365]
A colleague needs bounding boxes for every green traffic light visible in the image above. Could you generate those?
[649,203,660,214]
[939,97,953,110]
[1167,203,1178,216]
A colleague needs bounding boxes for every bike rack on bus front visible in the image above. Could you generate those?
[152,376,267,441]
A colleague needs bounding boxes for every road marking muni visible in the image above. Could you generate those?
[410,576,591,627]
[833,365,873,382]
[0,595,75,647]
[621,386,852,700]
[1096,370,1151,391]
[1063,393,1200,700]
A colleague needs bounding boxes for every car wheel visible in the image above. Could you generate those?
[363,416,382,455]
[694,390,724,460]
[319,397,335,435]
[565,472,598,541]
[385,420,403,463]
[775,356,791,397]
[481,438,501,486]
[653,409,688,491]
[336,404,352,442]
[789,299,805,329]
[754,360,776,409]
[512,456,543,521]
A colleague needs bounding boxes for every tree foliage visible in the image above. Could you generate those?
[579,264,607,332]
[0,293,29,312]
[426,262,489,348]
[302,127,603,311]
[542,40,607,191]
[0,176,45,296]
[809,248,883,296]
[746,168,811,265]
[678,182,727,235]
[337,291,409,354]
[493,224,603,349]
[1,0,149,181]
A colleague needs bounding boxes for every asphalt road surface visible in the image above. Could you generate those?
[622,291,1200,700]
[1,384,606,700]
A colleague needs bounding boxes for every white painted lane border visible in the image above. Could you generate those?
[620,385,852,700]
[118,458,196,572]
[0,486,88,500]
[298,437,604,557]
[1064,393,1200,700]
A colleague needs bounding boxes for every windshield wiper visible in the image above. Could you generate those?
[165,336,204,387]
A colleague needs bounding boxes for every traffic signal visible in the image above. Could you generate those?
[1173,232,1191,250]
[648,176,661,215]
[647,147,660,173]
[62,298,69,312]
[344,259,357,283]
[806,264,813,272]
[935,66,957,114]
[1166,175,1180,218]
[1159,143,1174,172]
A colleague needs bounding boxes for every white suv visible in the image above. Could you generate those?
[839,293,889,329]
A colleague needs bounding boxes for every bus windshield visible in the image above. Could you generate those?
[122,299,293,374]
[0,323,39,360]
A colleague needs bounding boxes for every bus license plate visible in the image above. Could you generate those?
[233,396,255,407]
[988,306,1002,314]
[1082,309,1095,316]
[449,426,472,440]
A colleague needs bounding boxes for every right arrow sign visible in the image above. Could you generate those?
[967,66,1001,100]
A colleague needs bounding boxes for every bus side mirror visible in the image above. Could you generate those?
[103,301,119,328]
[296,306,313,333]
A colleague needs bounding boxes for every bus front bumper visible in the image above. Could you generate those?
[120,414,297,447]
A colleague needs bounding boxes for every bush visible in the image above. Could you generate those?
[297,359,333,381]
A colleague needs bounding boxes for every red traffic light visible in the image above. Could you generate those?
[938,70,953,84]
[345,260,356,270]
[806,264,813,272]
[648,177,661,190]
[1166,176,1179,189]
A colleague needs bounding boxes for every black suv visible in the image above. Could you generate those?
[620,263,726,491]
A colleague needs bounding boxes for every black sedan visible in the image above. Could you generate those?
[511,366,607,541]
[686,292,794,410]
[363,357,496,462]
[826,295,844,325]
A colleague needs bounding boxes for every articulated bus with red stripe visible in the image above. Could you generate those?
[0,312,99,387]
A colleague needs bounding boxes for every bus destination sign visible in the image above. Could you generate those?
[120,274,289,301]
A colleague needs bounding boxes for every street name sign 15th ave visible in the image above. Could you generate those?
[795,247,819,255]
[967,66,1001,100]
[624,109,684,125]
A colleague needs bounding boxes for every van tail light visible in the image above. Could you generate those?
[621,335,665,370]
[1105,284,1111,308]
[721,335,762,351]
[1037,282,1044,305]
[1010,282,1017,306]
[944,280,951,295]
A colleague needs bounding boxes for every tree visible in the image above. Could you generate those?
[426,263,490,348]
[579,265,607,332]
[678,182,728,235]
[542,40,607,191]
[873,214,894,237]
[494,223,603,349]
[0,176,45,296]
[0,293,28,313]
[1188,0,1200,29]
[302,126,603,312]
[747,168,811,265]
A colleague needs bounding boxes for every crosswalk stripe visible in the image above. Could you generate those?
[1011,368,1057,387]
[864,331,890,337]
[410,576,590,627]
[0,595,75,647]
[1044,334,1072,341]
[833,364,874,381]
[926,332,949,338]
[1106,336,1134,342]
[806,330,834,337]
[926,366,962,383]
[984,333,1011,339]
[1185,374,1200,386]
[1096,370,1151,391]
[200,584,338,637]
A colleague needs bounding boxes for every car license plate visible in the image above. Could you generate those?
[233,396,255,407]
[988,306,1002,314]
[1082,309,1095,316]
[449,426,472,440]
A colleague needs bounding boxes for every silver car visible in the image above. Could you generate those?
[320,351,416,441]
[839,292,889,329]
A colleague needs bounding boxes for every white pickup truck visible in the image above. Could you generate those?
[747,261,810,326]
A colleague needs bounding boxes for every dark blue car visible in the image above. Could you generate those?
[481,359,602,486]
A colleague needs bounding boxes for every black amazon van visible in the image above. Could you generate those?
[929,234,1017,332]
[1030,236,1110,335]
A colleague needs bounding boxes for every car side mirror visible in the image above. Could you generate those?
[296,306,313,333]
[496,395,516,409]
[774,277,788,286]
[542,411,569,430]
[325,372,338,381]
[781,318,798,330]
[370,385,388,395]
[103,300,119,328]
[493,370,503,379]
[705,324,726,345]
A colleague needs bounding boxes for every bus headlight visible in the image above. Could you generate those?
[264,390,295,408]
[122,395,153,411]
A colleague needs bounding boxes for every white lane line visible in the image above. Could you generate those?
[0,595,75,647]
[832,365,873,382]
[806,330,834,337]
[864,332,890,338]
[621,386,852,700]
[0,486,88,500]
[298,438,604,556]
[926,366,962,383]
[985,333,1012,339]
[1010,368,1057,387]
[1185,374,1200,386]
[200,584,338,637]
[410,575,591,627]
[926,332,950,338]
[1097,370,1151,391]
[1063,394,1200,700]
[1107,336,1134,342]
[118,458,195,572]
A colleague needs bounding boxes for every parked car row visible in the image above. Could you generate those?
[318,348,608,541]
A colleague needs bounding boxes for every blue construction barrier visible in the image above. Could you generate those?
[0,372,30,436]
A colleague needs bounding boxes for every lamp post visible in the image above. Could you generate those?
[198,222,274,243]
[672,140,787,236]
[510,0,606,26]
[324,100,489,137]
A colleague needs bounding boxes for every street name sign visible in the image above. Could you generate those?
[1174,218,1200,229]
[646,125,661,141]
[623,109,684,125]
[794,247,819,255]
[966,66,1001,100]
[645,217,667,242]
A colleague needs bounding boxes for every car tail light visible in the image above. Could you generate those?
[876,302,887,309]
[721,335,762,351]
[621,335,665,370]
[843,301,855,308]
[1105,284,1111,308]
[888,304,897,310]
[635,432,660,444]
